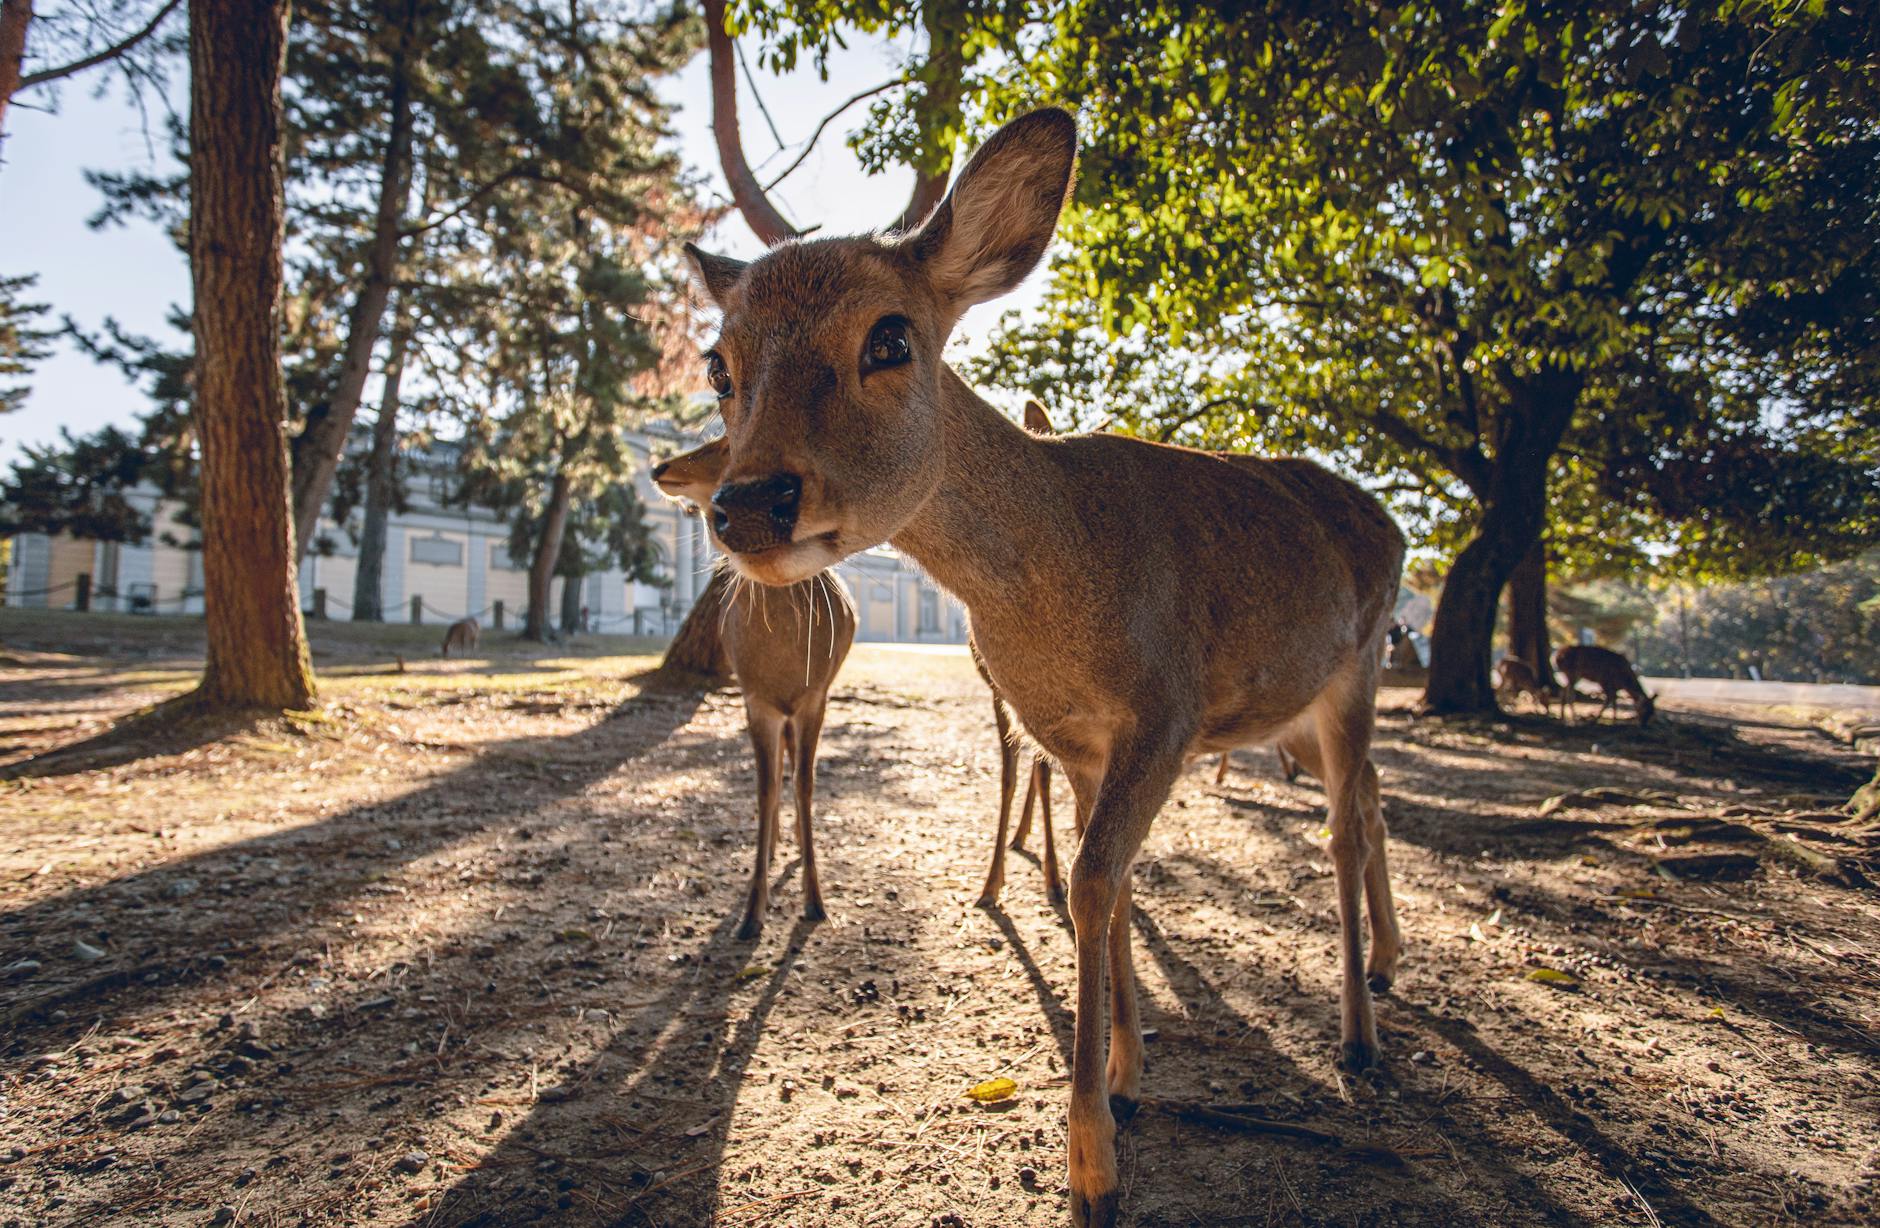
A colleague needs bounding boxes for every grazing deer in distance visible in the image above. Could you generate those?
[440,618,479,658]
[1554,644,1656,726]
[653,438,857,939]
[1495,656,1555,715]
[980,398,1066,908]
[682,108,1406,1227]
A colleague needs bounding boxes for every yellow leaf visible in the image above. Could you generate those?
[1525,967,1579,986]
[963,1077,1017,1103]
[738,963,772,983]
[1468,922,1488,943]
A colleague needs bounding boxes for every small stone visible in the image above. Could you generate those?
[3,959,41,979]
[107,1085,149,1106]
[73,940,107,963]
[357,995,396,1012]
[158,1110,183,1125]
[177,1081,219,1104]
[165,878,200,899]
[208,1205,237,1226]
[394,1150,429,1175]
[1411,1050,1436,1065]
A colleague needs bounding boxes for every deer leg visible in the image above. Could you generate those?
[791,699,828,922]
[1214,753,1229,785]
[979,697,1020,906]
[737,704,785,941]
[1012,747,1037,851]
[1278,744,1301,782]
[1358,759,1401,994]
[1064,745,1180,1228]
[1312,685,1383,1071]
[1038,757,1063,904]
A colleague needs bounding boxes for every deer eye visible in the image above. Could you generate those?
[704,352,733,400]
[863,317,912,372]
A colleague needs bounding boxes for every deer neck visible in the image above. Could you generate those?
[888,367,1056,622]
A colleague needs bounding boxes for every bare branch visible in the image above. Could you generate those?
[762,78,904,193]
[17,0,182,91]
[703,0,797,245]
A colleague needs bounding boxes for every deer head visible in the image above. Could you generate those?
[651,436,728,510]
[682,108,1078,586]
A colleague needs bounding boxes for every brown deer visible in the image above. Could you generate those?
[653,438,857,939]
[1554,644,1656,726]
[1215,746,1302,785]
[440,618,479,658]
[980,398,1067,908]
[683,108,1405,1227]
[1494,656,1555,715]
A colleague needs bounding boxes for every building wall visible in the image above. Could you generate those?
[3,424,972,644]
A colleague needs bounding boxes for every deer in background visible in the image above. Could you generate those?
[1495,656,1555,715]
[653,438,857,939]
[980,398,1066,907]
[440,618,479,658]
[1554,644,1656,726]
[682,108,1406,1227]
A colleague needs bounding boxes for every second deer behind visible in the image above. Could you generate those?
[654,438,857,939]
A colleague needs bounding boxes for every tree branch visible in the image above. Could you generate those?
[703,0,797,246]
[762,78,903,192]
[17,0,181,91]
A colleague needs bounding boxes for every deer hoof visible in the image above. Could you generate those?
[735,913,763,942]
[1071,1187,1120,1228]
[1339,1038,1381,1073]
[802,898,826,923]
[1107,1093,1139,1125]
[1366,971,1394,996]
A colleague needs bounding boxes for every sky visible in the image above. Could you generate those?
[0,19,1041,468]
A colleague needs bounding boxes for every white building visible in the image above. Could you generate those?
[2,423,969,645]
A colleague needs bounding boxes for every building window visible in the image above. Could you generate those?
[919,589,939,633]
[410,534,463,567]
[490,541,527,572]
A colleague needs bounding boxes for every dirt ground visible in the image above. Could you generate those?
[3,608,1878,1228]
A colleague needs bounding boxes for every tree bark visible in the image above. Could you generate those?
[0,0,29,149]
[1422,368,1582,714]
[350,302,411,621]
[1852,763,1880,826]
[523,470,571,642]
[187,0,314,711]
[657,567,733,681]
[559,565,584,635]
[1506,537,1556,686]
[290,1,417,557]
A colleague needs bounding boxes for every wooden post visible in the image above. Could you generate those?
[410,595,422,624]
[492,599,504,630]
[74,573,92,612]
[312,588,327,619]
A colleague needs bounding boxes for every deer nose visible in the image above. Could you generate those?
[651,459,671,483]
[711,473,802,552]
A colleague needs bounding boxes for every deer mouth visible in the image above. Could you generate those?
[727,531,844,586]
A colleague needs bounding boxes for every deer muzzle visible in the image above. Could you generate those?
[711,473,803,554]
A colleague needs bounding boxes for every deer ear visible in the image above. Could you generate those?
[684,243,749,308]
[904,108,1077,313]
[1022,399,1054,434]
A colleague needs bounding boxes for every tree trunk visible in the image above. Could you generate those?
[523,470,571,642]
[187,0,314,711]
[657,568,733,682]
[1506,537,1556,686]
[0,0,30,149]
[350,303,411,621]
[1422,368,1582,715]
[1852,763,1880,826]
[560,566,584,635]
[290,3,417,557]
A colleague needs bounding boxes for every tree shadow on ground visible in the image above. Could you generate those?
[0,685,712,1041]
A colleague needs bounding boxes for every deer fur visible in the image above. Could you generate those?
[440,618,479,658]
[683,108,1406,1227]
[979,398,1067,907]
[653,438,857,938]
[1554,644,1655,726]
[1495,656,1555,715]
